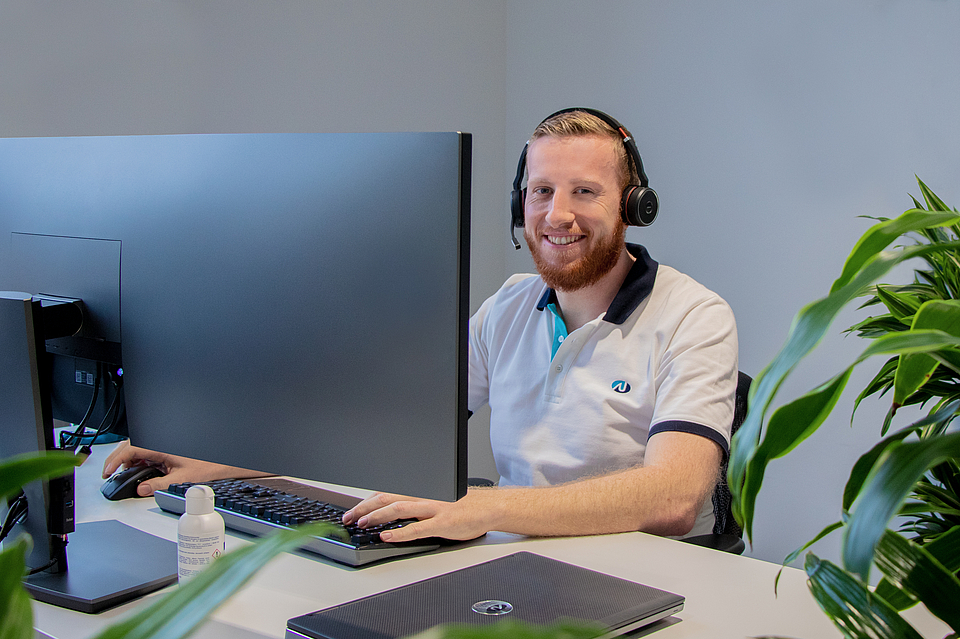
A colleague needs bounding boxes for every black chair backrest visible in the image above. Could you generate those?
[711,371,751,537]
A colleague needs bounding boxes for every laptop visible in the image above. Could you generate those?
[286,551,684,639]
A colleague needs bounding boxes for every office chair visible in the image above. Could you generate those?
[681,370,751,554]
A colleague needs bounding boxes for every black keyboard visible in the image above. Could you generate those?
[154,477,440,566]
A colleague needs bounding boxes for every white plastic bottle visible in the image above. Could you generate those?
[177,485,225,584]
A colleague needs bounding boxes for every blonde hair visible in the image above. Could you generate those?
[529,110,637,189]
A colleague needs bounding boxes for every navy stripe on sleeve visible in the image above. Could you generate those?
[648,420,729,456]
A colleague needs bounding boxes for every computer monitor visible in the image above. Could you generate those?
[0,131,471,608]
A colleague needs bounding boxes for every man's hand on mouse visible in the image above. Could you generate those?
[102,441,269,497]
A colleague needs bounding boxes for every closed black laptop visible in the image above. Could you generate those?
[286,551,684,639]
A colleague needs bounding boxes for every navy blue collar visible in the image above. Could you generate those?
[535,243,659,325]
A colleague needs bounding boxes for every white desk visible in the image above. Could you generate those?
[33,446,948,639]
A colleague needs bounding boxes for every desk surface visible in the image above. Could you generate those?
[33,446,947,639]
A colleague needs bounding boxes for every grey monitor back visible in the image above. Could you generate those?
[0,132,471,501]
[0,294,55,568]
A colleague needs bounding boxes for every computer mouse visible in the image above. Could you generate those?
[100,464,166,501]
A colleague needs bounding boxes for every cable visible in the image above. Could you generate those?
[85,376,123,448]
[59,362,102,450]
[59,362,126,450]
[27,556,60,576]
[0,492,27,543]
[0,497,62,578]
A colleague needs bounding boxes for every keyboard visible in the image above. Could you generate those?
[154,477,441,566]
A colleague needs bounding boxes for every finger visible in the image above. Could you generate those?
[135,477,169,497]
[103,446,169,479]
[101,441,133,478]
[342,492,402,525]
[379,519,434,543]
[357,499,439,529]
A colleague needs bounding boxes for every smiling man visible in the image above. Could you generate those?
[342,109,739,542]
[104,109,738,544]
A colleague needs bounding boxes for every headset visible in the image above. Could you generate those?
[509,107,658,249]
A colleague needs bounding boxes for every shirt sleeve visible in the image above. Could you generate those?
[467,294,493,413]
[647,293,739,454]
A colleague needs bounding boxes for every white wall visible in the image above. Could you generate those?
[4,0,959,566]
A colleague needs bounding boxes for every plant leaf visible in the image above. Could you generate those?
[0,452,91,639]
[893,300,960,406]
[0,451,83,501]
[843,429,916,511]
[874,285,919,322]
[843,431,960,580]
[830,210,960,295]
[0,538,33,639]
[896,501,960,517]
[851,357,898,422]
[738,371,852,533]
[916,177,955,213]
[804,553,923,639]
[785,521,845,568]
[931,348,960,377]
[857,328,960,361]
[893,352,938,407]
[774,520,844,596]
[851,399,960,513]
[730,239,960,541]
[873,531,960,631]
[875,526,960,611]
[735,328,960,539]
[91,522,338,639]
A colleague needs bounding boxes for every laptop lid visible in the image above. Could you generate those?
[286,551,684,639]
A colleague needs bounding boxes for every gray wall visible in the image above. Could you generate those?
[3,0,959,566]
[504,0,960,566]
[0,0,510,495]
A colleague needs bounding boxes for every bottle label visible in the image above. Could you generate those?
[178,532,225,582]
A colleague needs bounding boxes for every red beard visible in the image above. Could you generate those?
[524,221,626,292]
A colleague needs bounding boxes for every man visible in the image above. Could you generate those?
[104,109,737,543]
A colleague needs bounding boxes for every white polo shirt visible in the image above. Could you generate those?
[468,244,738,536]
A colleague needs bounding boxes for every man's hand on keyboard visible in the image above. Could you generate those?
[342,489,496,543]
[102,440,267,497]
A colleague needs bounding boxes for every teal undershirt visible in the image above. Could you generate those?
[546,302,569,360]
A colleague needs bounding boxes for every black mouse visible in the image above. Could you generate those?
[100,464,165,501]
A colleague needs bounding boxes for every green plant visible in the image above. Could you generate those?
[0,451,333,639]
[846,192,960,547]
[729,179,960,638]
[1,451,83,639]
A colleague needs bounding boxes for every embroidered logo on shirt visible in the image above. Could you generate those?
[612,380,631,394]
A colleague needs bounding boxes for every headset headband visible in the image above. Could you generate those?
[509,108,658,249]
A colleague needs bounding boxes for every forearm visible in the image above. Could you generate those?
[473,464,712,538]
[346,432,722,543]
[102,440,271,496]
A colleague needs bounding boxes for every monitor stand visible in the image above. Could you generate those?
[25,520,177,614]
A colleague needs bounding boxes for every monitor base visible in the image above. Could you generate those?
[25,520,177,614]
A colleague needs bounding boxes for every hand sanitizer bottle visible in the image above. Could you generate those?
[177,485,225,583]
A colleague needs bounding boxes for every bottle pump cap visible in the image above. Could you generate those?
[184,485,216,515]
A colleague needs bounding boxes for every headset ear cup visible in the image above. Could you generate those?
[621,185,659,227]
[510,188,526,228]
